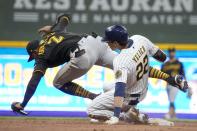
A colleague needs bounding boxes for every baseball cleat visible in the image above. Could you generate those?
[127,108,149,124]
[56,13,71,24]
[11,102,28,116]
[90,118,107,123]
[88,114,109,121]
[90,118,100,123]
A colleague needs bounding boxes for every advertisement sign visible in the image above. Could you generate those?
[0,48,197,114]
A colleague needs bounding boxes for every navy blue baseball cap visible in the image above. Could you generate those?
[102,25,128,44]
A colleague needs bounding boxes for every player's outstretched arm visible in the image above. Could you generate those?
[11,70,44,115]
[106,82,126,125]
[149,66,189,92]
[149,66,169,80]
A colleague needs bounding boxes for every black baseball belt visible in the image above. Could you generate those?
[128,94,141,106]
[74,32,98,58]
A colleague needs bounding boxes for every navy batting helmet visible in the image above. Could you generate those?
[26,40,40,62]
[102,25,128,45]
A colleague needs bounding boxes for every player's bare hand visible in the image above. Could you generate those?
[38,25,52,34]
[105,116,119,125]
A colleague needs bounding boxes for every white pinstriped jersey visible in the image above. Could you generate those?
[113,35,159,96]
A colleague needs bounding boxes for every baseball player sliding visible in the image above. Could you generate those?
[11,14,188,116]
[87,25,189,125]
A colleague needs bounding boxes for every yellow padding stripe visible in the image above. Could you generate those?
[0,41,197,50]
[158,44,197,50]
[0,41,27,48]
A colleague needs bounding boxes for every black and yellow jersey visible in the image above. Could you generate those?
[20,14,87,108]
[161,59,185,77]
[34,31,87,74]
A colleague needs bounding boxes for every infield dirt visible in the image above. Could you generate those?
[0,117,196,131]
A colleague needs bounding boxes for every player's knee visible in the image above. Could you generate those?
[53,81,60,89]
[53,77,62,89]
[87,103,96,115]
[103,82,115,93]
[53,73,70,88]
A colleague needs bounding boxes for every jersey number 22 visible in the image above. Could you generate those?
[136,55,148,81]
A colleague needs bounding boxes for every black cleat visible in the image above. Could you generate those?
[56,13,71,24]
[128,108,149,124]
[11,102,28,116]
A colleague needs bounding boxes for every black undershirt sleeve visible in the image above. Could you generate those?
[153,49,167,62]
[21,71,44,108]
[21,59,47,108]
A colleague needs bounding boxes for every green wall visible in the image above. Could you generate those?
[0,0,197,42]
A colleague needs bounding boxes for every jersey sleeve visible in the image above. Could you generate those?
[146,38,159,56]
[139,35,159,56]
[34,58,48,74]
[113,58,128,83]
